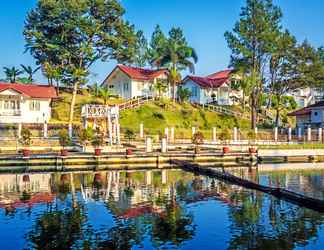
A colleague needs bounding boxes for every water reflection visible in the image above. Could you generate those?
[0,168,324,249]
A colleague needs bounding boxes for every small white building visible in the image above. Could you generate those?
[0,83,57,124]
[288,101,324,128]
[102,65,170,100]
[181,70,242,105]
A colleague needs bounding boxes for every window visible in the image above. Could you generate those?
[109,85,114,89]
[192,86,198,97]
[314,111,318,116]
[123,82,129,92]
[30,100,40,111]
[3,100,20,110]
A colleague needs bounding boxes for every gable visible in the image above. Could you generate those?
[0,88,23,96]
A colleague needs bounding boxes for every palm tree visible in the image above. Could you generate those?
[20,64,40,83]
[154,79,168,98]
[3,66,23,83]
[151,29,198,102]
[99,86,112,105]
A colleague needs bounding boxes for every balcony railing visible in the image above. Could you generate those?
[0,110,22,116]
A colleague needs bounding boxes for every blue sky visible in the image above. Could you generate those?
[0,0,324,84]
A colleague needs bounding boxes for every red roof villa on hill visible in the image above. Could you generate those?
[102,65,169,100]
[181,69,242,105]
[0,82,57,124]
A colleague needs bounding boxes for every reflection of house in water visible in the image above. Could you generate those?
[0,173,54,209]
[80,170,173,218]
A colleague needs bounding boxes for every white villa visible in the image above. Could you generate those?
[181,70,242,105]
[0,83,57,124]
[102,65,170,100]
[288,87,324,108]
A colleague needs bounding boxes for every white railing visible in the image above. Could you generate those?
[118,96,153,111]
[0,110,22,116]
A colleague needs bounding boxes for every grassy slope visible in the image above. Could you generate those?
[120,100,250,139]
[50,90,123,124]
[51,91,251,138]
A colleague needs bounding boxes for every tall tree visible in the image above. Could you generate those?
[24,0,138,128]
[225,0,282,129]
[132,31,149,67]
[152,27,198,102]
[3,66,23,83]
[148,25,167,67]
[20,64,40,83]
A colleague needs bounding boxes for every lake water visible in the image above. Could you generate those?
[1,167,324,249]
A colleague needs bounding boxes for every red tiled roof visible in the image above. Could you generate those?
[0,193,55,209]
[111,65,168,81]
[0,83,57,99]
[184,76,228,89]
[288,107,311,116]
[207,69,233,79]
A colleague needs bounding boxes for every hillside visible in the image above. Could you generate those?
[51,91,251,138]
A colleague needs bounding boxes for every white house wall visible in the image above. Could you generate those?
[104,70,132,99]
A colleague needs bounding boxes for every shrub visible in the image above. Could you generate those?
[247,130,257,144]
[92,128,105,148]
[58,129,71,149]
[124,128,136,142]
[192,131,204,145]
[219,128,231,143]
[20,128,32,147]
[152,112,165,120]
[78,127,94,146]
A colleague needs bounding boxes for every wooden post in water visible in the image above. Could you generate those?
[162,170,167,184]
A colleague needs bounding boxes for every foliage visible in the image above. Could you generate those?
[132,30,150,67]
[3,66,23,83]
[24,0,139,128]
[58,129,71,148]
[219,128,232,142]
[225,0,283,128]
[92,128,105,148]
[20,128,32,147]
[20,64,40,83]
[192,131,204,145]
[177,87,191,103]
[247,130,257,144]
[99,86,112,105]
[154,79,168,98]
[124,128,136,142]
[151,27,198,101]
[78,127,94,146]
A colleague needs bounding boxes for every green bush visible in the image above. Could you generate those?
[58,129,71,148]
[20,128,32,147]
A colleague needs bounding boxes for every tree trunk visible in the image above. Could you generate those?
[242,93,245,112]
[69,82,78,126]
[251,95,257,129]
[275,107,280,127]
[172,82,176,103]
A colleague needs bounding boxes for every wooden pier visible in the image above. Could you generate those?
[171,159,324,213]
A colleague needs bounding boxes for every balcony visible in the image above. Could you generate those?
[0,110,22,116]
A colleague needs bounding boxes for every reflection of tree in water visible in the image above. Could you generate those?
[227,190,324,250]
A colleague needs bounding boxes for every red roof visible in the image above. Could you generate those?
[207,69,233,79]
[0,83,57,99]
[0,193,55,209]
[184,75,229,89]
[109,65,168,81]
[288,107,311,116]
